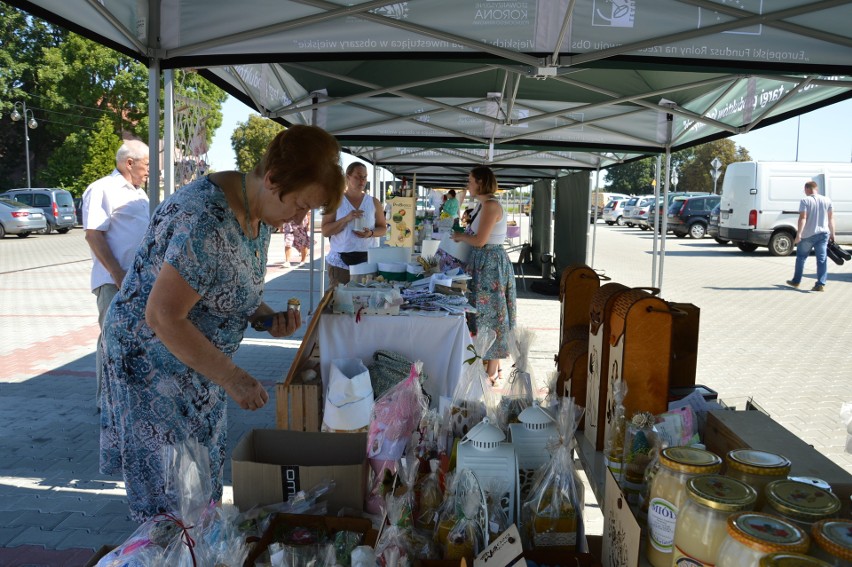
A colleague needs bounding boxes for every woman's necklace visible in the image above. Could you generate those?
[240,174,260,259]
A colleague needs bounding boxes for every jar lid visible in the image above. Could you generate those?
[765,480,841,521]
[758,552,832,567]
[686,474,757,511]
[726,512,809,553]
[811,519,852,561]
[660,446,722,474]
[726,449,791,476]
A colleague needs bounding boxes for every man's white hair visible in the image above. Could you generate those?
[116,139,149,168]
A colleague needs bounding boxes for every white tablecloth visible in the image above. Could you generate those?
[318,312,474,405]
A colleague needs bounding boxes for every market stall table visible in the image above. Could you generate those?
[318,311,473,405]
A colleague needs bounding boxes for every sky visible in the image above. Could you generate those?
[205,96,852,186]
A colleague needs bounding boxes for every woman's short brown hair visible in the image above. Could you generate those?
[256,125,344,213]
[470,165,498,195]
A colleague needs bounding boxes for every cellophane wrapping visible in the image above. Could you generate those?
[444,484,487,561]
[520,397,585,552]
[484,477,510,544]
[620,411,660,505]
[604,379,628,478]
[447,328,499,441]
[97,438,248,567]
[374,493,415,567]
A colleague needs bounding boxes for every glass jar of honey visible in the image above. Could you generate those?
[759,553,832,567]
[716,511,810,567]
[762,480,841,532]
[724,449,791,509]
[810,518,852,566]
[646,446,722,567]
[673,474,757,567]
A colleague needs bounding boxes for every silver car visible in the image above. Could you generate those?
[0,197,47,238]
[625,196,657,230]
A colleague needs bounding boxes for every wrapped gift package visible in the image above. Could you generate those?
[332,284,402,315]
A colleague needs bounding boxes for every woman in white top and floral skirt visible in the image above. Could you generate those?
[322,162,387,288]
[451,165,517,385]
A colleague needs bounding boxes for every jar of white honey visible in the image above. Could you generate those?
[725,449,791,509]
[646,446,722,567]
[716,511,810,567]
[759,552,832,567]
[810,518,852,566]
[673,474,757,567]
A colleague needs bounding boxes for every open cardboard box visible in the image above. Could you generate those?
[231,429,368,514]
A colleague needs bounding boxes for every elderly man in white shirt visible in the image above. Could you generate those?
[82,139,150,409]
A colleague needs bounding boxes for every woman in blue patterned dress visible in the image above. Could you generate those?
[450,165,517,385]
[98,125,344,522]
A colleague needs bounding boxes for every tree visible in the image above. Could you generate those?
[676,139,752,194]
[604,157,655,194]
[232,115,285,171]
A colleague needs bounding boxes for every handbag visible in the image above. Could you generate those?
[368,350,429,399]
[339,251,369,266]
[828,239,851,261]
[827,242,845,266]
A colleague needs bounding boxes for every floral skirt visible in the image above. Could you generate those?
[466,244,517,360]
[283,221,313,249]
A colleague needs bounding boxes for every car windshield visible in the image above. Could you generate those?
[626,197,639,206]
[668,199,687,213]
[55,192,74,207]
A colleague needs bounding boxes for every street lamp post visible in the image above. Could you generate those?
[10,100,38,188]
[671,169,679,191]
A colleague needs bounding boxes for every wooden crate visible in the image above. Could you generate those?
[276,290,332,431]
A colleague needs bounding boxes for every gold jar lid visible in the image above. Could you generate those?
[811,518,852,562]
[765,480,841,522]
[727,449,791,476]
[726,512,809,554]
[758,552,832,567]
[687,474,757,512]
[660,446,722,474]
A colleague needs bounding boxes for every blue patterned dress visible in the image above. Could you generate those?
[99,176,270,522]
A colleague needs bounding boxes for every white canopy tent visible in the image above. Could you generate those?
[8,0,852,291]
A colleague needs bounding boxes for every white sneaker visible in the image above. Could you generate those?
[283,261,291,268]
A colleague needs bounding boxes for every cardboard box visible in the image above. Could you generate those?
[704,409,852,516]
[231,429,367,514]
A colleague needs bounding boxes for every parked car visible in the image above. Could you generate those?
[708,202,728,244]
[74,197,83,225]
[602,198,629,226]
[648,191,710,233]
[0,197,47,238]
[619,197,641,227]
[590,192,630,222]
[3,188,76,234]
[667,194,721,238]
[625,196,657,230]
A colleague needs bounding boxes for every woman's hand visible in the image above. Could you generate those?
[222,367,269,411]
[349,209,364,222]
[251,310,301,337]
[451,231,466,243]
[353,227,374,239]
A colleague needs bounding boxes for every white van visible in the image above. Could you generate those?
[717,161,852,256]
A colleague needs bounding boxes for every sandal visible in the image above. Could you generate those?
[487,372,499,387]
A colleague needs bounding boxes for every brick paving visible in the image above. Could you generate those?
[0,223,849,565]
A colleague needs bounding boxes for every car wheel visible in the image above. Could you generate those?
[639,225,649,231]
[736,242,759,253]
[57,228,71,234]
[768,231,794,257]
[625,222,634,227]
[675,232,687,238]
[16,232,31,238]
[615,215,625,226]
[688,222,707,239]
[42,223,53,235]
[714,237,730,245]
[0,224,6,238]
[605,221,614,226]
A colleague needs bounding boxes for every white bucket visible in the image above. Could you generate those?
[421,239,441,257]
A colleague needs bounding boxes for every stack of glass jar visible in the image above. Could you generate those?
[645,445,851,567]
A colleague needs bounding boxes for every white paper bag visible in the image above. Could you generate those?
[323,358,374,431]
[438,233,471,264]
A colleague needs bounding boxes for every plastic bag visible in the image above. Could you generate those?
[322,358,374,432]
[521,397,585,552]
[415,459,443,531]
[655,405,700,447]
[444,479,487,561]
[542,370,560,409]
[484,478,510,544]
[375,493,415,567]
[604,379,628,478]
[97,439,219,567]
[620,412,660,505]
[447,329,499,440]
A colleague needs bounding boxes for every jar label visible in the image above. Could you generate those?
[648,497,678,552]
[673,544,712,567]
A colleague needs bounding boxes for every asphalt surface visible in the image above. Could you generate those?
[0,223,850,565]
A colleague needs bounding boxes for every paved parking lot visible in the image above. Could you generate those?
[0,224,849,564]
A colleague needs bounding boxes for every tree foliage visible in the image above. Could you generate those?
[605,138,752,195]
[232,115,285,172]
[0,5,226,191]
